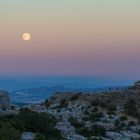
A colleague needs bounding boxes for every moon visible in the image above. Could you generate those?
[22,33,31,41]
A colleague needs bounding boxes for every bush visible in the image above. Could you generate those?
[107,105,117,111]
[92,124,106,136]
[0,108,63,140]
[0,124,20,140]
[114,120,126,131]
[70,93,80,101]
[91,99,100,106]
[120,116,127,121]
[77,124,106,138]
[35,133,46,140]
[82,116,89,121]
[44,99,51,108]
[60,99,68,108]
[89,112,103,122]
[46,128,63,140]
[107,111,116,116]
[134,111,140,118]
[100,102,108,108]
[114,119,120,126]
[78,127,93,137]
[124,99,137,116]
[84,110,90,115]
[18,108,57,133]
[87,138,100,140]
[93,107,98,112]
[120,122,126,128]
[128,121,136,126]
[68,117,84,128]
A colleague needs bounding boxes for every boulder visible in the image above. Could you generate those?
[101,137,112,140]
[66,134,87,140]
[106,132,130,140]
[95,122,115,130]
[55,121,76,134]
[21,132,36,140]
[130,126,140,133]
[121,131,140,140]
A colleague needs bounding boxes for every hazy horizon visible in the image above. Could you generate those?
[0,76,136,91]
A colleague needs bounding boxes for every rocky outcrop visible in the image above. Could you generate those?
[21,132,35,140]
[0,90,17,116]
[106,132,126,140]
[23,81,140,140]
[121,131,140,140]
[106,131,140,140]
[0,90,10,110]
[128,81,140,90]
[134,81,140,87]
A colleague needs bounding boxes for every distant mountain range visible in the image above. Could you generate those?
[0,77,133,105]
[0,77,133,91]
[10,85,127,105]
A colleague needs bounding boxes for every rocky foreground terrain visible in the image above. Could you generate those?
[1,81,140,140]
[22,81,140,140]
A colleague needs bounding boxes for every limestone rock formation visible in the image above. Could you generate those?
[0,90,10,110]
[21,132,35,140]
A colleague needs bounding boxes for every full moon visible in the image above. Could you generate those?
[22,33,31,41]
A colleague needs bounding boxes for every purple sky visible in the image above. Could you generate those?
[0,1,140,81]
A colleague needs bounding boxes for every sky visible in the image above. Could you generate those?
[0,0,140,80]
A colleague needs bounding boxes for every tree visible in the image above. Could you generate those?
[0,125,20,140]
[0,108,63,140]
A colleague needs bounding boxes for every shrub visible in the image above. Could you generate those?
[44,99,51,108]
[114,121,126,131]
[91,99,107,108]
[107,111,116,116]
[134,111,140,118]
[92,124,106,136]
[89,112,103,122]
[107,105,117,111]
[46,128,63,140]
[100,102,108,108]
[120,122,126,128]
[70,93,80,101]
[60,99,68,108]
[128,121,136,126]
[120,116,127,121]
[35,133,46,140]
[0,124,20,140]
[124,99,137,116]
[84,110,90,115]
[78,127,93,137]
[68,117,84,128]
[11,105,16,110]
[87,138,100,140]
[93,107,98,112]
[82,116,89,121]
[18,108,57,133]
[114,119,120,126]
[91,99,100,106]
[0,108,63,140]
